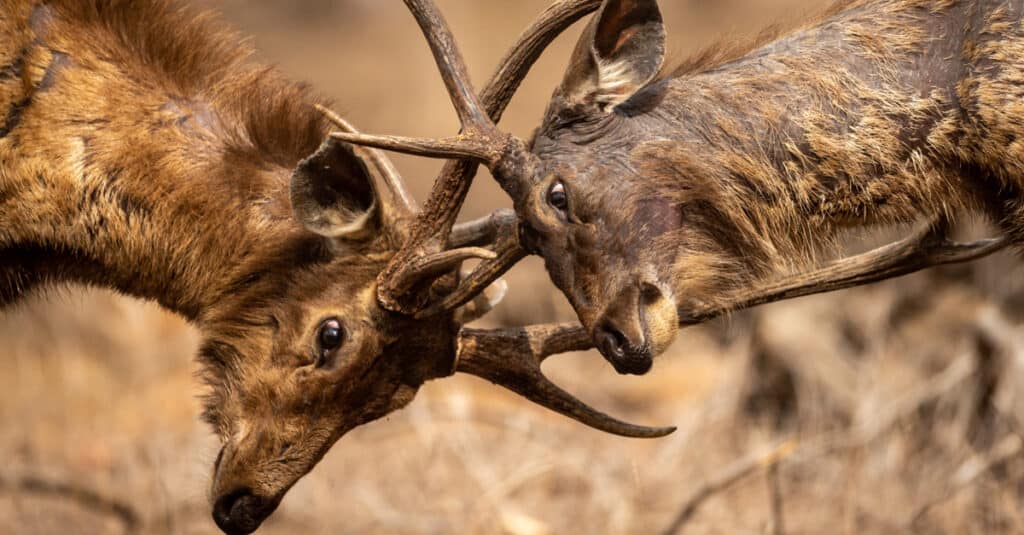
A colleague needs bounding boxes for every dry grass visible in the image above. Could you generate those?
[4,1,1024,534]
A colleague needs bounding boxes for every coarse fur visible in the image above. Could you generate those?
[504,0,1024,374]
[0,1,466,534]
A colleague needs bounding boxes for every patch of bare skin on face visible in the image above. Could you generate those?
[29,4,53,37]
[27,5,68,93]
[2,6,71,141]
[38,51,68,91]
[160,98,222,139]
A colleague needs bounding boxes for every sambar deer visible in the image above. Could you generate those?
[339,0,1022,375]
[0,1,695,533]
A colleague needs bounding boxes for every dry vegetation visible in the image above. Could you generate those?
[4,1,1024,533]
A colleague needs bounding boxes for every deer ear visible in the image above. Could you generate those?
[291,139,379,240]
[559,0,665,112]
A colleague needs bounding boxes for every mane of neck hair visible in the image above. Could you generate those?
[632,0,982,281]
[662,0,857,80]
[0,0,331,319]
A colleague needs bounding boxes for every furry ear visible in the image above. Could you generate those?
[558,0,665,112]
[290,139,379,240]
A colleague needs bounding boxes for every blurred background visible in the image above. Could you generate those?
[5,1,1024,533]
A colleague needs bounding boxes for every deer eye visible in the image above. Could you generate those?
[316,319,345,363]
[547,180,569,213]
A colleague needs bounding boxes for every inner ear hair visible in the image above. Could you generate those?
[290,139,380,241]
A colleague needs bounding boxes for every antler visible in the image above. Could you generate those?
[448,218,1008,438]
[680,217,1010,324]
[330,0,551,207]
[455,323,676,438]
[325,0,599,316]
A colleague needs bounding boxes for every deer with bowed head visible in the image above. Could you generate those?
[0,0,1009,534]
[340,0,1022,375]
[0,1,692,533]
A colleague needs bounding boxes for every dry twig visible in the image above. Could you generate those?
[0,473,140,533]
[906,434,1024,528]
[663,351,980,535]
[766,463,785,535]
[661,440,797,535]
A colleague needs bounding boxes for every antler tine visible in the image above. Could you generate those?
[373,0,602,315]
[455,324,677,438]
[329,131,502,165]
[479,0,603,120]
[449,209,518,247]
[331,0,510,166]
[403,0,490,130]
[416,214,528,319]
[315,105,418,214]
[332,0,605,166]
[684,217,1011,325]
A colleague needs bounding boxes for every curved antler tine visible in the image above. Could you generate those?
[330,131,502,165]
[480,0,602,119]
[403,0,490,129]
[315,105,417,214]
[455,325,676,438]
[383,247,498,304]
[415,209,525,318]
[683,216,1012,325]
[449,209,518,248]
[416,238,527,319]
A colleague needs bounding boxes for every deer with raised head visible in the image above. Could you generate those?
[0,1,698,533]
[339,0,1021,376]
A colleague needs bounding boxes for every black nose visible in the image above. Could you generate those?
[595,324,653,375]
[213,488,274,535]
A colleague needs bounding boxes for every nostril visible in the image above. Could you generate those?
[596,323,654,376]
[640,282,665,304]
[213,488,256,534]
[595,324,627,359]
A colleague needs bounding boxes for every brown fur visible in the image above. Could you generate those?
[666,0,856,78]
[508,0,1024,373]
[0,2,461,533]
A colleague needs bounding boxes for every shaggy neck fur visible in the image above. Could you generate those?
[628,0,1016,280]
[0,0,329,320]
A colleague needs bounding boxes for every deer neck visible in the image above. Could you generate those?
[0,2,326,321]
[635,0,982,271]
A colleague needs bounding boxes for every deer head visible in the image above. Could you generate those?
[205,132,677,535]
[335,0,1013,377]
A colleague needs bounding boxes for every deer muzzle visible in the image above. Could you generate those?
[594,282,678,375]
[212,488,279,535]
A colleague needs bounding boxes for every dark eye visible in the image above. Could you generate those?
[316,318,345,358]
[547,180,569,212]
